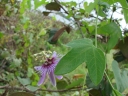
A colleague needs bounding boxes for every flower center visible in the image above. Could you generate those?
[44,58,54,66]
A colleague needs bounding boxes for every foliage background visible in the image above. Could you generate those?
[0,0,128,96]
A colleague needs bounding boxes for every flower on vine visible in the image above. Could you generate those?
[34,51,63,86]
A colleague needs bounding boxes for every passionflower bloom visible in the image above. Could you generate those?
[34,51,63,86]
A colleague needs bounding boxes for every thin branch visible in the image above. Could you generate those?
[89,14,103,21]
[0,85,92,93]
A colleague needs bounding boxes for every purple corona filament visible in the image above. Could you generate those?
[34,51,63,86]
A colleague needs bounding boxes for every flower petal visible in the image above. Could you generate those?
[37,70,47,86]
[52,51,57,58]
[48,70,56,86]
[56,76,63,80]
[34,66,42,71]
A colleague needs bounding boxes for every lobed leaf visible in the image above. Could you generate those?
[55,39,105,85]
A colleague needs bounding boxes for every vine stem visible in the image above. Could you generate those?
[104,71,115,90]
[95,9,98,48]
[81,67,87,96]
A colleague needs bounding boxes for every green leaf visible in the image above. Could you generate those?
[27,68,34,77]
[112,60,128,92]
[118,0,128,23]
[17,77,31,85]
[45,2,61,11]
[113,89,123,96]
[27,0,31,9]
[13,58,22,67]
[26,85,39,91]
[98,7,106,17]
[103,0,128,23]
[102,0,117,5]
[70,1,77,7]
[55,47,91,75]
[85,47,105,85]
[66,38,93,48]
[86,74,104,89]
[84,0,99,13]
[43,11,51,16]
[98,22,122,52]
[39,28,46,36]
[57,80,68,90]
[9,92,35,96]
[55,39,105,85]
[0,32,4,38]
[66,78,84,89]
[98,22,121,36]
[34,0,46,9]
[20,0,27,14]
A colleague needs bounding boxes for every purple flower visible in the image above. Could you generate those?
[34,51,63,86]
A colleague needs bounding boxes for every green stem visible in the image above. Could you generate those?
[104,71,115,90]
[82,66,87,96]
[82,76,86,95]
[95,9,98,48]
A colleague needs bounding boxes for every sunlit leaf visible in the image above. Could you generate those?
[34,0,46,9]
[98,7,106,17]
[84,0,99,13]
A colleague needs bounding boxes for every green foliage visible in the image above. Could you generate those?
[112,60,128,92]
[84,0,99,14]
[98,22,122,52]
[45,2,61,11]
[1,0,128,95]
[55,39,105,85]
[66,78,84,89]
[0,32,4,38]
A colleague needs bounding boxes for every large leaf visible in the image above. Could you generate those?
[55,47,92,75]
[98,22,121,36]
[55,39,105,85]
[112,60,128,92]
[98,22,122,52]
[85,47,105,85]
[66,38,93,48]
